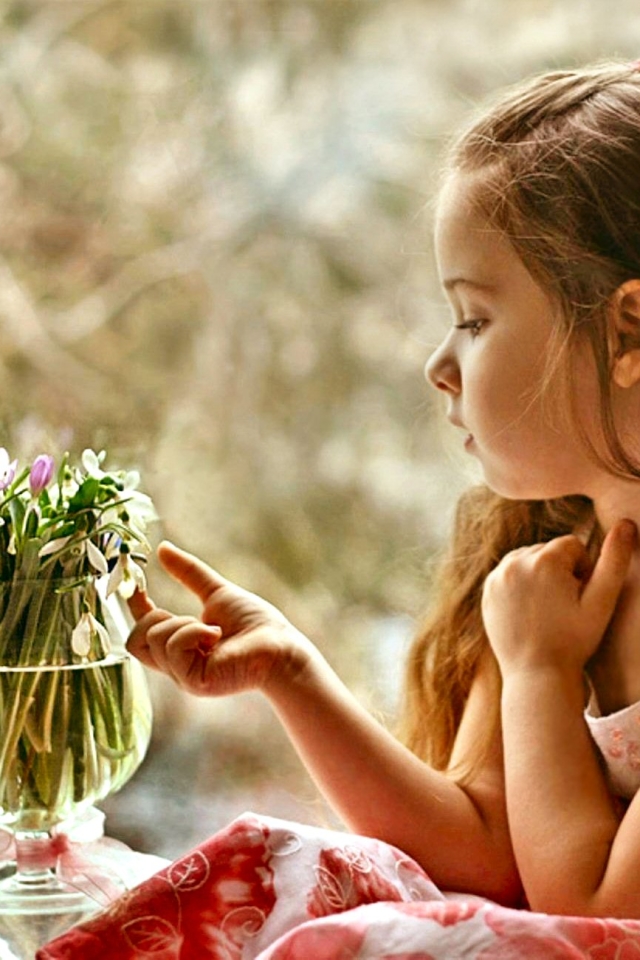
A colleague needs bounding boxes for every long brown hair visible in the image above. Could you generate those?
[399,61,640,774]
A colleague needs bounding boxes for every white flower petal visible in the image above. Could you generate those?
[111,554,147,599]
[71,612,111,657]
[86,539,109,575]
[61,475,79,499]
[116,576,137,599]
[71,615,92,657]
[39,535,72,558]
[132,560,147,590]
[102,536,121,560]
[94,617,111,655]
[129,492,157,519]
[106,560,124,597]
[81,449,104,478]
[123,470,140,490]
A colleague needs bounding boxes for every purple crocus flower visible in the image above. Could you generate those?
[29,454,55,495]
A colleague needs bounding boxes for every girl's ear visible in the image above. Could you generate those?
[611,279,640,388]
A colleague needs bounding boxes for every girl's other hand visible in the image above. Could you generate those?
[482,519,636,676]
[126,541,315,698]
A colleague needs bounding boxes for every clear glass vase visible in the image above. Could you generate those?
[0,576,153,927]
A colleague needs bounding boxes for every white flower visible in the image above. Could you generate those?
[0,448,17,492]
[101,488,157,541]
[81,449,106,478]
[60,472,79,500]
[71,610,111,658]
[106,548,146,599]
[39,535,108,575]
[121,492,157,541]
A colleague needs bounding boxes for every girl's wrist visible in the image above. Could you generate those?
[500,661,586,710]
[261,625,327,702]
[495,643,587,681]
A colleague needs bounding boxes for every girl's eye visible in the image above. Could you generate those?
[454,319,486,338]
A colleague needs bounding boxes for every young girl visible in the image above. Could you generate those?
[40,59,640,958]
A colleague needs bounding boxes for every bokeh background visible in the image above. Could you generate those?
[2,0,640,859]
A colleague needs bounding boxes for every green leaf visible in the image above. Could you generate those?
[24,507,39,540]
[8,496,25,538]
[68,477,100,512]
[18,537,45,580]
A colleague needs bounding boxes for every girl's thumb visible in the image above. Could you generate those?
[127,588,156,620]
[582,519,636,618]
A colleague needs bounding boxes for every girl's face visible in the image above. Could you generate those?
[427,172,602,501]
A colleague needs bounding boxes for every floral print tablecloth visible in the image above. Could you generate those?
[38,812,640,959]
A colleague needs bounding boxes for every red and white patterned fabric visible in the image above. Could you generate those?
[37,812,640,959]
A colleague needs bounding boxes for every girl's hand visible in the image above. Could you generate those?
[126,541,316,697]
[481,520,636,676]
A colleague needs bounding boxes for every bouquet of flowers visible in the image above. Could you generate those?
[0,448,157,827]
[0,447,156,666]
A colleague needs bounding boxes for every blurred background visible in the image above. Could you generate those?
[1,0,640,859]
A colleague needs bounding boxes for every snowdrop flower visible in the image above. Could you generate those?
[81,448,106,479]
[0,449,17,492]
[29,455,55,495]
[101,473,157,536]
[39,535,108,575]
[115,494,157,543]
[71,609,111,658]
[107,544,146,599]
[59,469,78,500]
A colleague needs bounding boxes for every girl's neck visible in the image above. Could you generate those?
[588,548,640,713]
[592,478,640,536]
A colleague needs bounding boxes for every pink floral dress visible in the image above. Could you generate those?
[585,694,640,800]
[38,700,640,959]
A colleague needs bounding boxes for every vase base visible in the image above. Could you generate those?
[0,877,100,916]
[0,907,95,958]
[0,870,99,957]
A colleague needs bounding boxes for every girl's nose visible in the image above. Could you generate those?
[425,340,461,394]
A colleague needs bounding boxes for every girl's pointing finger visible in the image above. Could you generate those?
[157,541,227,603]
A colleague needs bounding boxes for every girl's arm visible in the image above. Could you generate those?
[128,540,521,904]
[483,521,637,916]
[269,644,517,902]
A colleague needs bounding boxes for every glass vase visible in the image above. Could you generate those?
[0,575,153,922]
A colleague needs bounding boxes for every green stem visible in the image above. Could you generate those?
[0,670,42,801]
[20,576,60,666]
[23,668,60,753]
